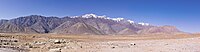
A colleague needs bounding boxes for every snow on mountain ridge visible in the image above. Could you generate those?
[81,14,98,18]
[127,20,134,24]
[110,18,124,22]
[138,22,150,26]
[71,14,149,26]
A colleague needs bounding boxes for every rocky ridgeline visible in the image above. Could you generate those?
[0,14,182,35]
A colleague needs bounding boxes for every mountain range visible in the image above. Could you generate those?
[0,14,183,35]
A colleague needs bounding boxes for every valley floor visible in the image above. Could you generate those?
[0,33,200,52]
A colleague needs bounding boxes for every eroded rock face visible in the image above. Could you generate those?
[138,26,182,34]
[0,14,183,35]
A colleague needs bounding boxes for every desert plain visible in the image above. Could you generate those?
[0,33,200,52]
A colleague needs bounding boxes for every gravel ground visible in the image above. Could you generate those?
[0,34,200,52]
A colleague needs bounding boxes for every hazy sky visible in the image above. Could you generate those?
[0,0,200,33]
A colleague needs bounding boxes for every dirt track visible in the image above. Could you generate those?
[0,33,200,52]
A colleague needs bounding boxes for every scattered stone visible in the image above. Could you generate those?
[80,46,83,48]
[32,36,36,38]
[49,48,61,52]
[34,41,46,45]
[14,40,18,42]
[112,46,115,49]
[29,45,33,48]
[51,39,66,44]
[130,43,136,46]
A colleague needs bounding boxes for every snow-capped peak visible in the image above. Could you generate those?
[97,15,107,18]
[111,18,124,22]
[79,14,108,19]
[138,22,150,26]
[80,14,125,22]
[70,14,150,25]
[71,14,107,19]
[81,14,97,18]
[127,20,134,24]
[71,16,79,18]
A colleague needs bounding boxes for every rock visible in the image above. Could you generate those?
[49,48,61,52]
[51,39,66,44]
[34,41,46,45]
[130,43,136,46]
[111,46,116,49]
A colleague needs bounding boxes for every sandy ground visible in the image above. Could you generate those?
[0,33,200,52]
[0,48,19,52]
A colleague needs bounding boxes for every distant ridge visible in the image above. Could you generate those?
[0,14,183,35]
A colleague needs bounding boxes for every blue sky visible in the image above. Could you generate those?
[0,0,200,33]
